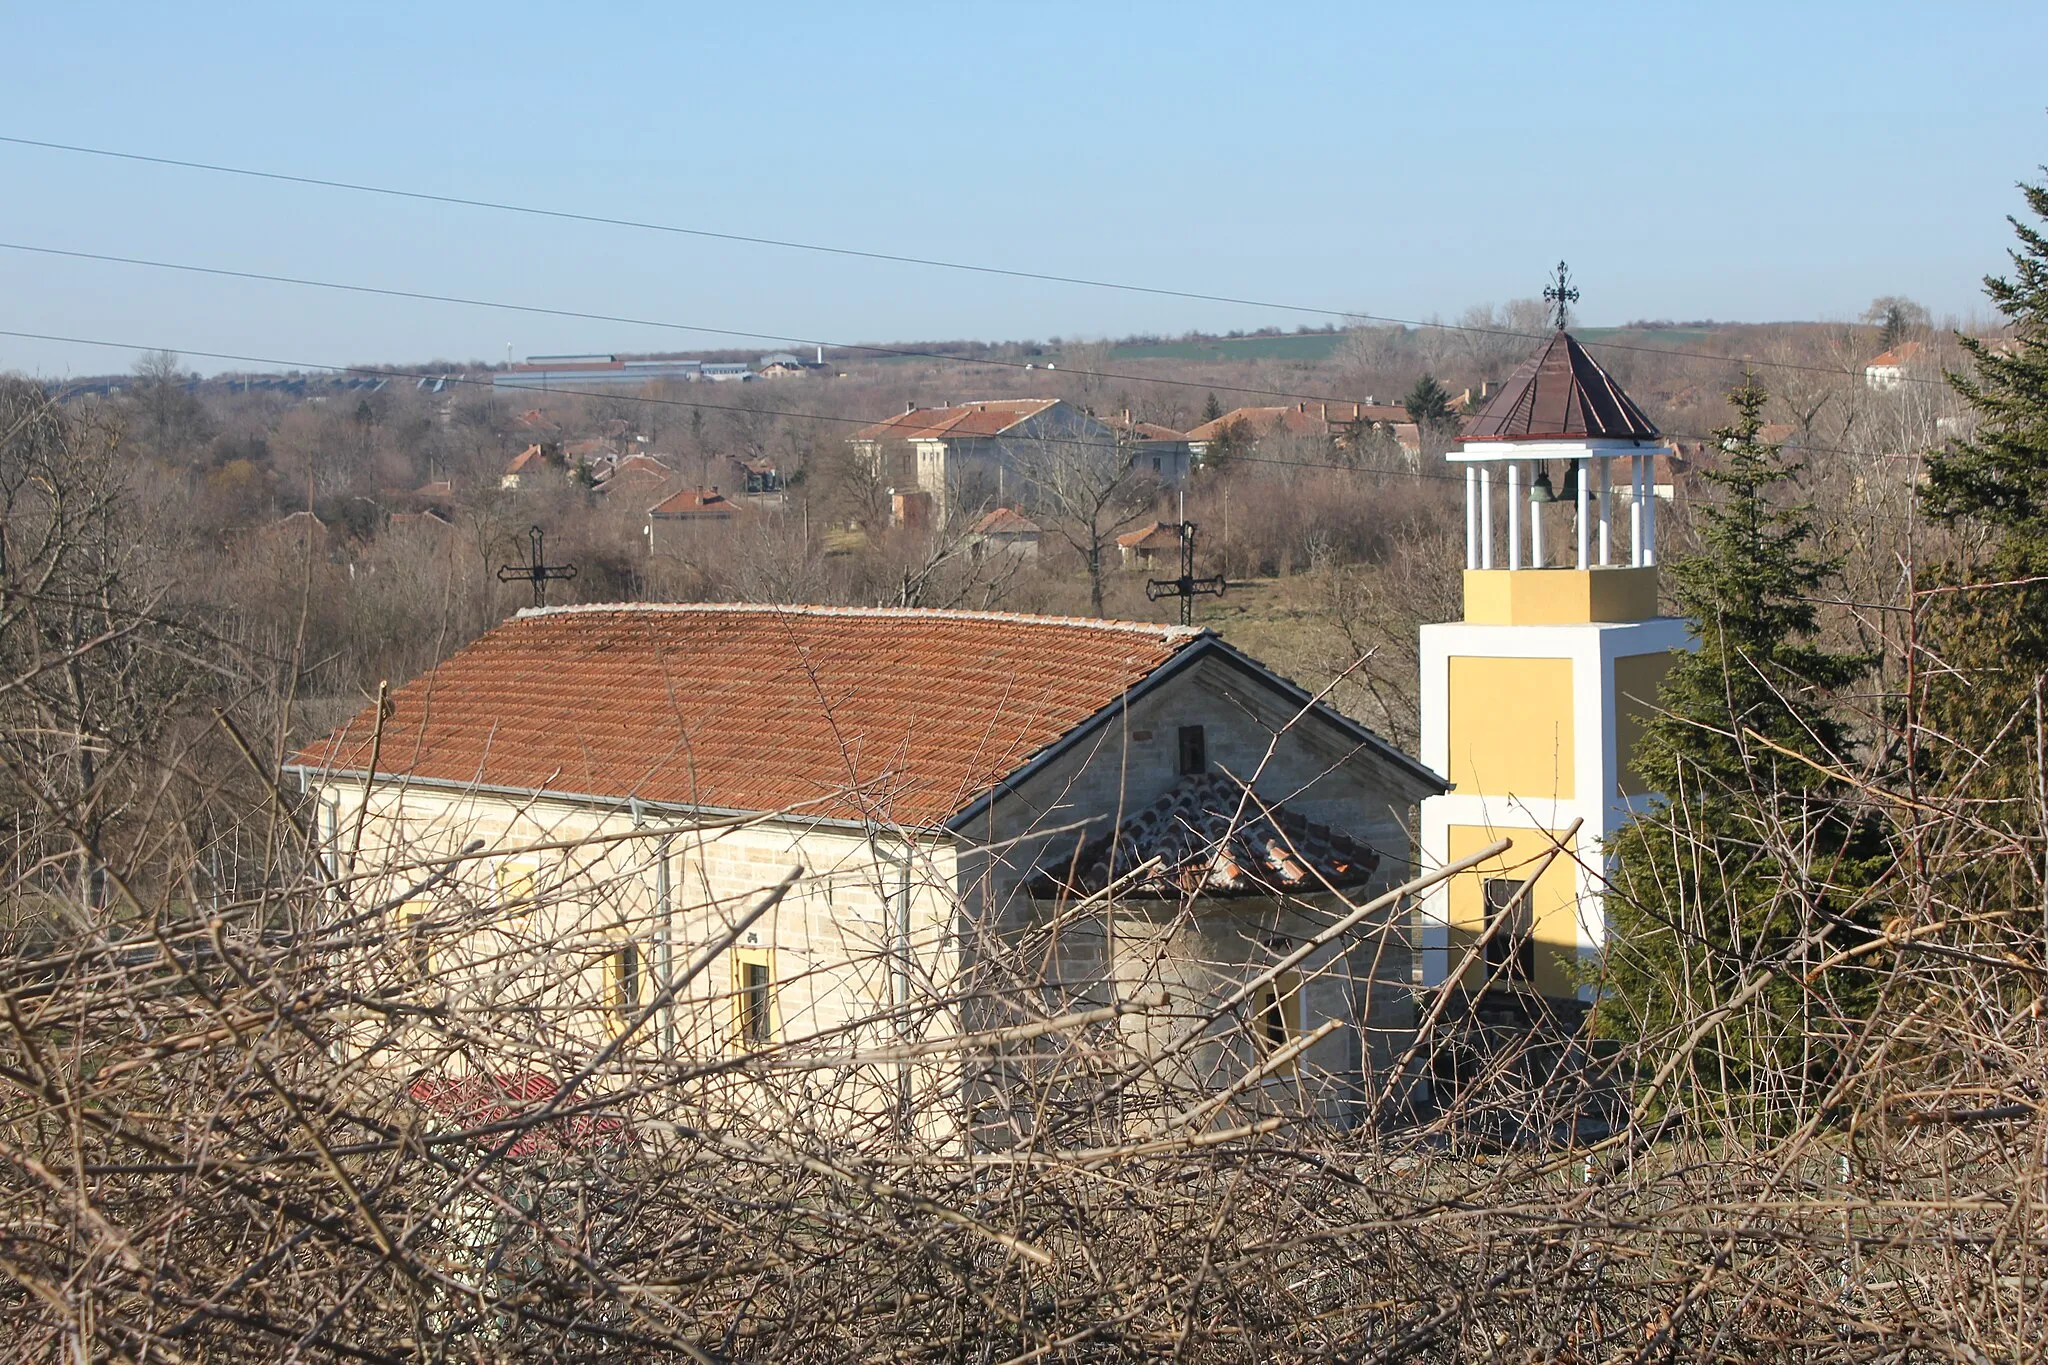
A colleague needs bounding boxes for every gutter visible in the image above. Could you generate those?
[280,764,900,837]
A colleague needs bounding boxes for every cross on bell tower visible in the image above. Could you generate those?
[1543,260,1580,331]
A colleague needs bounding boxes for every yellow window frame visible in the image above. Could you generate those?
[605,934,645,1033]
[495,860,539,928]
[732,946,776,1050]
[395,898,436,979]
[1249,970,1303,1074]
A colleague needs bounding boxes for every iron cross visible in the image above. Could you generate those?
[497,524,578,607]
[1145,521,1226,626]
[1544,260,1580,331]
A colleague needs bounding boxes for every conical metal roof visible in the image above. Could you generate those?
[1461,330,1659,443]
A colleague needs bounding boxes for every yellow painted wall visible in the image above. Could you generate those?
[1463,567,1658,624]
[1448,656,1574,799]
[1613,650,1678,797]
[1445,823,1583,997]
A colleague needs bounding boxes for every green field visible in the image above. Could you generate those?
[1101,333,1348,363]
[1575,327,1718,349]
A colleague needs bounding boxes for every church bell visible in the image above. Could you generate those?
[1527,463,1587,505]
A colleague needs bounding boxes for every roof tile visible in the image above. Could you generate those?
[292,605,1202,826]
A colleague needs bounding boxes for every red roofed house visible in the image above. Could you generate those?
[1186,401,1414,465]
[847,398,1122,521]
[1117,519,1186,569]
[289,605,1443,1138]
[1102,411,1194,485]
[1864,341,1926,392]
[501,443,565,490]
[965,506,1042,561]
[645,485,736,555]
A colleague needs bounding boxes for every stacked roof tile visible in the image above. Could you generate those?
[290,604,1203,826]
[1031,772,1382,899]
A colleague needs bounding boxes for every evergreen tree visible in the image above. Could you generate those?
[1917,171,2048,825]
[1402,374,1454,429]
[1597,377,1888,1115]
[1201,392,1224,425]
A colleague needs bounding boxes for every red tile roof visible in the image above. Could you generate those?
[290,605,1205,826]
[1102,414,1189,442]
[647,487,735,517]
[1184,402,1407,443]
[1117,520,1183,552]
[1867,341,1925,369]
[505,444,549,475]
[971,507,1041,536]
[849,398,1060,443]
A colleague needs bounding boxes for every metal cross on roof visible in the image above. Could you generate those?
[1544,260,1580,331]
[497,524,578,607]
[1145,520,1225,626]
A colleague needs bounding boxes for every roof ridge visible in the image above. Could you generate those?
[512,600,1210,640]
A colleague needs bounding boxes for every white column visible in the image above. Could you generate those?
[1479,466,1493,569]
[1506,462,1521,570]
[1465,465,1478,569]
[1644,452,1658,566]
[1575,457,1589,570]
[1529,462,1545,568]
[1597,456,1611,567]
[1630,455,1645,567]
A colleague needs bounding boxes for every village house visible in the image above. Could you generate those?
[590,452,674,500]
[1864,340,1927,391]
[1186,401,1416,466]
[1103,411,1195,484]
[965,506,1042,560]
[645,486,737,555]
[500,442,566,490]
[1117,519,1186,570]
[847,398,1120,521]
[289,605,1444,1139]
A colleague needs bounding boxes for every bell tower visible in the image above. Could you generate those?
[1417,312,1692,1009]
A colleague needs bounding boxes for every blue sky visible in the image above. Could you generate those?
[1,1,2042,376]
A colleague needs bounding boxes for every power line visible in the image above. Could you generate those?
[0,133,1947,388]
[0,237,1953,451]
[0,240,1430,410]
[0,324,1937,481]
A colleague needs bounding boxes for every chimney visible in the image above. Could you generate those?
[1297,401,1306,413]
[904,400,916,413]
[1352,402,1360,420]
[1319,403,1327,420]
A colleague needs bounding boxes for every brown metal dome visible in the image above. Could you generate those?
[1461,331,1659,443]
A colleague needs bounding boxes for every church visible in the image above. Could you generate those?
[290,315,1686,1138]
[291,604,1444,1138]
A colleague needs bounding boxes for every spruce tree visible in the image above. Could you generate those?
[1201,392,1224,425]
[1917,171,2048,825]
[1597,377,1888,1114]
[1402,374,1454,429]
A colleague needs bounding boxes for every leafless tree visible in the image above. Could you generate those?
[1006,427,1161,617]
